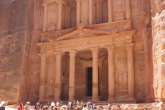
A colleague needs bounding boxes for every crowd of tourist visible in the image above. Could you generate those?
[0,100,164,110]
[0,100,122,110]
[19,101,120,110]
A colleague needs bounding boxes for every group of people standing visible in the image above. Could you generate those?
[16,101,120,110]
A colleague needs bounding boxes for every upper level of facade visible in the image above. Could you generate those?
[42,0,131,32]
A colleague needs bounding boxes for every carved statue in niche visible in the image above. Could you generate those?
[117,72,128,90]
[116,0,123,13]
[49,9,56,23]
[48,9,56,31]
[81,8,88,26]
[47,78,55,88]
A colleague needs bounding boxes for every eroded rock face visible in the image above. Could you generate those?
[0,0,34,104]
[151,0,165,101]
[0,0,163,103]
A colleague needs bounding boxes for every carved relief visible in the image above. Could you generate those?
[117,72,128,90]
[47,78,55,88]
[48,4,57,31]
[0,57,11,72]
[81,8,88,26]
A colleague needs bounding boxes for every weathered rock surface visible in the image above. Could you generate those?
[0,0,164,104]
[150,0,165,102]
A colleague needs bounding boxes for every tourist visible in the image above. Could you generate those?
[34,103,40,110]
[60,105,67,110]
[106,103,112,110]
[42,106,49,110]
[82,104,88,110]
[68,101,71,108]
[0,101,5,110]
[53,106,58,110]
[18,103,23,110]
[99,106,104,110]
[39,104,43,110]
[25,101,32,110]
[87,102,94,110]
[116,105,121,110]
[49,102,55,110]
[92,103,96,109]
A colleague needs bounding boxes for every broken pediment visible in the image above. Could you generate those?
[54,26,118,41]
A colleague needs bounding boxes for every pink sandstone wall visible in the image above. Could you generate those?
[150,0,165,101]
[0,0,34,104]
[0,0,157,103]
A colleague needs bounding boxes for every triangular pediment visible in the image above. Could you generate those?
[54,27,118,41]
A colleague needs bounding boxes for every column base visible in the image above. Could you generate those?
[128,97,136,101]
[108,98,115,101]
[92,98,99,102]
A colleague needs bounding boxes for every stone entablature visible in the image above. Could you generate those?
[41,19,132,42]
[38,29,135,53]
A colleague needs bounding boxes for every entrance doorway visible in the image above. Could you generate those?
[86,67,92,96]
[86,67,100,96]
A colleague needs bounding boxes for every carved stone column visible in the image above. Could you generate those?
[38,53,47,101]
[69,50,77,101]
[126,44,135,100]
[106,46,115,101]
[89,0,93,25]
[96,0,100,24]
[99,0,103,23]
[54,51,63,101]
[66,7,71,28]
[76,0,81,26]
[56,0,64,30]
[42,3,48,32]
[108,0,113,22]
[126,0,131,19]
[90,47,99,101]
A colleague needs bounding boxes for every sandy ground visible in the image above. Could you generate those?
[5,106,17,110]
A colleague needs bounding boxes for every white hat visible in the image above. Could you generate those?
[51,102,55,106]
[1,101,5,105]
[26,101,30,105]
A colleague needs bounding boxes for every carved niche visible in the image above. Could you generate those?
[47,3,58,31]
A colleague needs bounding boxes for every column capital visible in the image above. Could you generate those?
[69,50,77,56]
[75,0,82,2]
[38,53,47,57]
[55,0,65,4]
[90,47,99,53]
[42,3,48,7]
[54,51,64,56]
[105,45,114,51]
[125,43,134,51]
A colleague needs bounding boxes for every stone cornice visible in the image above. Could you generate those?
[38,30,135,53]
[41,19,132,42]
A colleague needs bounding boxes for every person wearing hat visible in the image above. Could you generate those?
[0,101,5,110]
[34,103,40,110]
[106,103,113,110]
[116,105,121,110]
[87,102,95,110]
[18,103,23,110]
[82,104,88,110]
[99,106,104,110]
[49,102,55,110]
[25,101,32,110]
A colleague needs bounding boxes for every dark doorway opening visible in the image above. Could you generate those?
[86,67,92,96]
